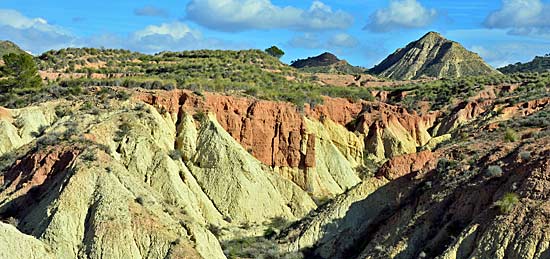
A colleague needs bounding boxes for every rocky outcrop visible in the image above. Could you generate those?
[139,90,442,170]
[302,118,361,197]
[0,222,54,259]
[0,104,57,156]
[353,103,439,162]
[187,113,315,222]
[1,84,548,259]
[435,100,492,135]
[497,98,550,120]
[376,150,437,180]
[281,132,550,259]
[277,177,389,255]
[0,98,321,259]
[370,32,500,80]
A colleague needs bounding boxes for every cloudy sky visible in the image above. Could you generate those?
[1,0,549,68]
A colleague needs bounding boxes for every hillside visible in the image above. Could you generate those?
[369,32,499,80]
[499,55,550,74]
[291,52,365,74]
[0,70,548,258]
[0,40,26,57]
[0,35,549,259]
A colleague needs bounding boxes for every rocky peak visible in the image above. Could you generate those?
[369,31,499,80]
[419,31,445,41]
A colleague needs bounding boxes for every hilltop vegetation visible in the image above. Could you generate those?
[0,40,26,57]
[377,72,550,111]
[3,47,375,109]
[498,54,550,74]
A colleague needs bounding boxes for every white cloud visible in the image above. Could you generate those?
[328,33,359,48]
[289,33,359,49]
[134,22,201,41]
[90,22,247,53]
[365,0,437,32]
[0,9,75,53]
[185,0,353,32]
[472,43,549,68]
[288,33,323,49]
[0,10,245,54]
[484,0,550,36]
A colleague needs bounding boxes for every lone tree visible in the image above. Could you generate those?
[0,53,42,93]
[265,46,285,59]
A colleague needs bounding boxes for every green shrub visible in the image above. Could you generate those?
[494,192,519,214]
[518,151,531,161]
[115,122,132,141]
[168,150,182,160]
[267,216,289,230]
[263,227,277,238]
[437,158,458,172]
[81,151,97,161]
[207,224,222,238]
[135,196,145,205]
[486,165,503,178]
[193,111,207,121]
[265,46,284,59]
[504,128,519,142]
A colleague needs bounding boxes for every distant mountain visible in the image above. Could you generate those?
[369,32,499,80]
[0,40,26,57]
[498,55,550,74]
[291,52,364,74]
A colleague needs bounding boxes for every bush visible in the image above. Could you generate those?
[55,105,73,118]
[518,151,531,161]
[115,122,132,141]
[81,151,97,161]
[504,128,520,142]
[222,236,304,259]
[263,227,277,239]
[116,91,131,101]
[2,217,19,227]
[135,196,145,205]
[486,165,503,178]
[494,192,519,214]
[437,158,458,172]
[168,150,182,160]
[268,216,289,230]
[208,223,222,238]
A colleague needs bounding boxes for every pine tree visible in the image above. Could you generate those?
[0,53,42,93]
[265,46,285,59]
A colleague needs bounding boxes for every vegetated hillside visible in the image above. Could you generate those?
[369,32,500,80]
[31,48,374,109]
[0,40,26,57]
[499,55,550,74]
[291,52,365,74]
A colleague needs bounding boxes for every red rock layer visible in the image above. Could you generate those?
[376,150,437,180]
[0,146,80,216]
[136,90,440,168]
[1,146,79,192]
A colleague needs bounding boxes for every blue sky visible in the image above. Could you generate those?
[0,0,549,68]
